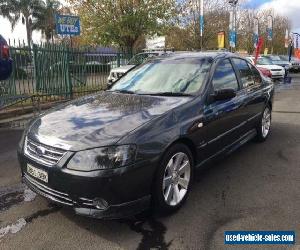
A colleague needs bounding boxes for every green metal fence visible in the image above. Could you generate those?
[0,41,132,127]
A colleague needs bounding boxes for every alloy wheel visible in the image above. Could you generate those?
[162,152,191,206]
[262,107,271,138]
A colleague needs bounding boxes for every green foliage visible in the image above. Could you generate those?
[33,0,61,42]
[0,0,46,47]
[71,0,175,50]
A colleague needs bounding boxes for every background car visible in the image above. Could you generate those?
[246,56,285,80]
[279,55,300,73]
[263,55,290,76]
[257,67,272,78]
[0,35,12,81]
[107,50,174,85]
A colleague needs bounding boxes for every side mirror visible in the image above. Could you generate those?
[211,88,236,101]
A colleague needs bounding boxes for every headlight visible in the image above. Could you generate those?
[67,145,136,171]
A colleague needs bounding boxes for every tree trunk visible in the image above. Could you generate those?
[25,16,32,48]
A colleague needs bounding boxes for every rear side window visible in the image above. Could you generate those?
[232,58,255,88]
[212,59,239,91]
[248,63,262,85]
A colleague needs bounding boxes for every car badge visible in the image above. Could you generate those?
[36,146,46,156]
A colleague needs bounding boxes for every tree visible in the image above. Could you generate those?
[167,0,230,50]
[33,0,61,42]
[0,0,45,47]
[69,0,175,51]
[167,0,291,53]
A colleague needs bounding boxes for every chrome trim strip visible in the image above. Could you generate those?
[196,129,257,168]
[24,173,72,201]
[199,112,262,148]
[207,121,247,145]
[247,112,262,122]
[24,137,67,166]
[28,140,65,154]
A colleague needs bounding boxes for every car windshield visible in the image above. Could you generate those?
[127,53,159,65]
[111,57,212,95]
[269,56,281,61]
[257,58,273,65]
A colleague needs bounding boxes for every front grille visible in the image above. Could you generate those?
[24,138,67,166]
[271,69,281,72]
[24,173,73,206]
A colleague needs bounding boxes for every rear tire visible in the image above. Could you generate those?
[152,143,194,214]
[255,105,272,142]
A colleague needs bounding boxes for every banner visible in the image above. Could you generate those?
[229,10,236,48]
[217,31,225,49]
[294,33,299,49]
[254,36,264,65]
[55,14,80,36]
[294,33,300,59]
[267,15,273,41]
[284,29,289,48]
[200,0,204,37]
[229,31,236,48]
[146,36,166,49]
[253,18,259,48]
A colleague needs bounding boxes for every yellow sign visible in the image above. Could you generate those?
[264,48,268,55]
[217,31,225,49]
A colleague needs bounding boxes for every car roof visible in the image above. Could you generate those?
[0,35,7,45]
[154,51,237,61]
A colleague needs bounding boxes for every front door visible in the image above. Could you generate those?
[199,58,246,159]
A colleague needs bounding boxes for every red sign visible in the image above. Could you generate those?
[295,49,300,60]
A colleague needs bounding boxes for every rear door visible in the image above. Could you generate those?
[231,58,265,129]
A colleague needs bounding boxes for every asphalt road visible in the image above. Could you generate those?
[1,76,300,250]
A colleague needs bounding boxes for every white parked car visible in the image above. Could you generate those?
[246,57,285,80]
[107,50,173,85]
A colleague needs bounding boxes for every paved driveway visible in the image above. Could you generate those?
[1,75,300,250]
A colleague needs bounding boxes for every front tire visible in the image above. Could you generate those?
[255,105,272,142]
[152,144,194,214]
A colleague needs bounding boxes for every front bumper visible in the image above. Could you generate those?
[18,151,154,219]
[271,72,285,79]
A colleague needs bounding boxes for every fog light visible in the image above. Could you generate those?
[92,198,108,210]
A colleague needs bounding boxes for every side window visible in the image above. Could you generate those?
[248,63,262,85]
[232,58,255,88]
[212,59,239,91]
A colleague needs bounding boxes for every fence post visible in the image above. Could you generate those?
[66,46,73,99]
[117,52,121,67]
[32,44,39,92]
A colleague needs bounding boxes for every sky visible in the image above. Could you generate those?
[0,0,300,44]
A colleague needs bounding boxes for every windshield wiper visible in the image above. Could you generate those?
[110,89,136,94]
[142,92,193,97]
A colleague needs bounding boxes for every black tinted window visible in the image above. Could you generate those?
[212,59,239,91]
[232,58,255,88]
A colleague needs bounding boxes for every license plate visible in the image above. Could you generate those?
[27,164,48,183]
